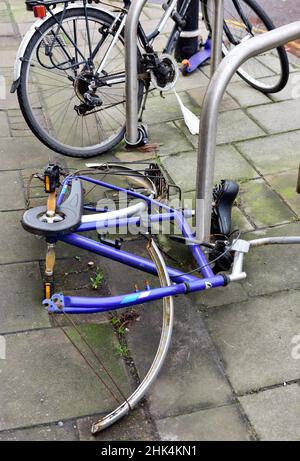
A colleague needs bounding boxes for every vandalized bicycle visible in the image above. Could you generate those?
[12,0,289,157]
[22,158,300,433]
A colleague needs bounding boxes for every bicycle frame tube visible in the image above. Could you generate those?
[58,175,214,278]
[147,0,178,42]
[96,13,127,76]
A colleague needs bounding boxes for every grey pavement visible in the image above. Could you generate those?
[0,0,299,442]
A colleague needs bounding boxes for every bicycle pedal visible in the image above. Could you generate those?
[44,277,55,300]
[211,180,239,237]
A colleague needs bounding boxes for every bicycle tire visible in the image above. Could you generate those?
[201,0,290,93]
[17,8,145,158]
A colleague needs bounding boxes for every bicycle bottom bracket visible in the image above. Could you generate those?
[124,124,149,148]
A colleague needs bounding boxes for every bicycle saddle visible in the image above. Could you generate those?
[22,178,83,237]
[211,180,239,237]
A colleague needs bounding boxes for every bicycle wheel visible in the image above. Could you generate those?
[39,164,174,433]
[201,0,289,93]
[18,8,144,158]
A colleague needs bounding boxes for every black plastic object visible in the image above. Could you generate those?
[211,180,239,237]
[22,178,83,236]
[44,164,60,193]
[175,0,199,61]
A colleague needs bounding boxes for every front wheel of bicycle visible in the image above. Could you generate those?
[201,0,290,94]
[17,7,145,158]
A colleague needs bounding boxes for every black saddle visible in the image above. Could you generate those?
[22,178,83,237]
[211,180,239,237]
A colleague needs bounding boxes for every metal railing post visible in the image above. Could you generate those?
[196,21,300,243]
[210,0,224,76]
[125,0,147,145]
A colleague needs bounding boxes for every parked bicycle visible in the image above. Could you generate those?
[12,0,289,157]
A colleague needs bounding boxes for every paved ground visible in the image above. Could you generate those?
[0,0,300,441]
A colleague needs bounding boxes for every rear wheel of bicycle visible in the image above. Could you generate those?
[47,165,174,433]
[201,0,290,93]
[18,8,145,158]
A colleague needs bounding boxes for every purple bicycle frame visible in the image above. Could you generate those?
[45,175,226,313]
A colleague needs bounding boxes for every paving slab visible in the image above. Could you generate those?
[256,53,284,75]
[232,206,255,232]
[0,421,78,441]
[0,170,25,211]
[161,145,258,192]
[238,179,295,228]
[77,407,156,441]
[0,49,16,67]
[0,137,59,171]
[0,325,131,431]
[176,109,264,148]
[187,87,239,113]
[239,384,300,441]
[0,262,50,334]
[266,170,300,217]
[145,92,200,125]
[0,23,15,36]
[235,130,300,175]
[206,290,300,394]
[0,210,87,264]
[148,121,194,157]
[156,405,252,441]
[260,72,300,102]
[175,69,210,92]
[242,222,300,297]
[129,298,234,419]
[226,81,272,107]
[0,111,10,137]
[247,99,300,134]
[0,90,21,110]
[192,281,248,309]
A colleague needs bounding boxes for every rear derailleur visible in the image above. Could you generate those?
[74,75,103,115]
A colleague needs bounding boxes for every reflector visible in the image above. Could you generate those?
[33,5,46,18]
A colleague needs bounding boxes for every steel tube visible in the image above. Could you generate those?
[196,21,300,243]
[210,0,224,76]
[125,0,147,144]
[250,236,300,248]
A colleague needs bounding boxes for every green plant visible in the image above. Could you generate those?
[117,325,126,336]
[90,267,104,289]
[110,316,119,327]
[116,344,129,358]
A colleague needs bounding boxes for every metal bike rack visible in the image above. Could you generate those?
[196,21,300,242]
[124,0,225,145]
[210,0,224,75]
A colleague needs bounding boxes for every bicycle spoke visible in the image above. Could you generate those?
[22,9,143,153]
